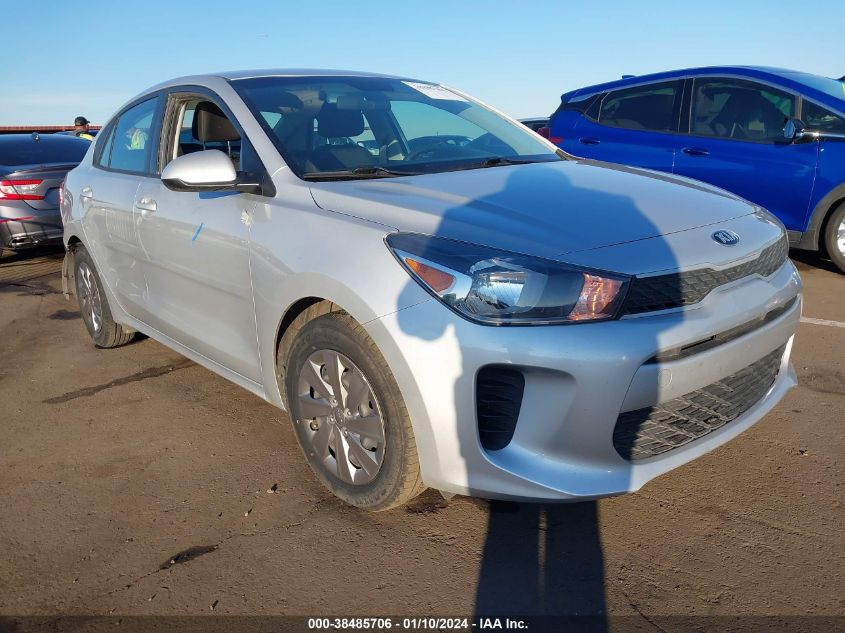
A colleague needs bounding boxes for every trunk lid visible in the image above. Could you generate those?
[2,163,78,210]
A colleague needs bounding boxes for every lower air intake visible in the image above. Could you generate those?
[614,345,785,461]
[476,367,525,451]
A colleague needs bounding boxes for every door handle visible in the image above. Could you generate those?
[579,137,601,145]
[80,186,93,199]
[682,147,710,156]
[136,197,157,214]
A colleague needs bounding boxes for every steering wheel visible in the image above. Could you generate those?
[465,133,512,154]
[405,139,451,162]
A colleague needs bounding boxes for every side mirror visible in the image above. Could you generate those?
[783,118,806,143]
[161,149,261,193]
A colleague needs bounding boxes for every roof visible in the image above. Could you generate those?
[0,125,101,135]
[562,66,845,113]
[131,68,427,109]
[0,133,90,144]
[214,68,414,81]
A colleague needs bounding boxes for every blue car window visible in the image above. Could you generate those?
[598,81,679,132]
[691,79,794,142]
[803,100,845,134]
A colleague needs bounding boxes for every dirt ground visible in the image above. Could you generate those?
[0,248,842,627]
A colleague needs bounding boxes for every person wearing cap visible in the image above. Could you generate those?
[70,116,94,141]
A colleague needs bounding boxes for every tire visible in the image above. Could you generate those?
[73,246,135,348]
[281,309,425,511]
[823,202,845,274]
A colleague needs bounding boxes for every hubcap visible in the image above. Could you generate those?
[76,262,103,334]
[837,216,845,256]
[296,350,386,486]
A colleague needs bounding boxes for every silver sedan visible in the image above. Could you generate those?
[61,70,802,510]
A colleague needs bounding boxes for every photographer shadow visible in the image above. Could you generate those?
[395,159,682,629]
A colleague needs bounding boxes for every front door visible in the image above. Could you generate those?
[134,94,261,382]
[672,77,819,232]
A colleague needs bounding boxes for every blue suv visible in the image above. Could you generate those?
[548,67,845,272]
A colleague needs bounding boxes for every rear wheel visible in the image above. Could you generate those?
[824,203,845,274]
[281,309,425,511]
[73,246,135,348]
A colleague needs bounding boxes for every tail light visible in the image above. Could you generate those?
[537,127,563,145]
[0,179,44,201]
[58,181,65,206]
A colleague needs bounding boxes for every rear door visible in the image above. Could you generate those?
[80,96,161,315]
[132,91,261,381]
[672,77,819,232]
[559,80,682,173]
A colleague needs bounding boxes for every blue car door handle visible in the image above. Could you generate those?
[579,137,601,145]
[682,146,710,156]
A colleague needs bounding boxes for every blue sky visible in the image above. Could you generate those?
[3,0,843,125]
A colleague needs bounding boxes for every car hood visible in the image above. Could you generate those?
[308,159,756,260]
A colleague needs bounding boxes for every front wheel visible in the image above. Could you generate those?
[73,246,135,348]
[282,310,425,511]
[824,203,845,274]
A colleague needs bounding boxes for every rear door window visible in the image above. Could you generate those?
[598,81,680,132]
[690,78,795,142]
[106,97,160,173]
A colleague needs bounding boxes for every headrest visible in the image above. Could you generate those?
[317,103,364,138]
[275,92,304,114]
[193,101,240,143]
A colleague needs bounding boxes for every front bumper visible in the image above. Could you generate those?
[365,259,802,501]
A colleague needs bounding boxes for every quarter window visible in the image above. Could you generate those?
[94,125,115,168]
[599,81,680,132]
[106,97,159,173]
[803,100,845,134]
[691,79,794,142]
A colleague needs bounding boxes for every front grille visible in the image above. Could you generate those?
[613,345,785,461]
[647,297,796,364]
[621,236,788,315]
[476,367,525,451]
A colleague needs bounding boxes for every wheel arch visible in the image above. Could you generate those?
[273,297,345,406]
[800,184,845,251]
[61,234,84,298]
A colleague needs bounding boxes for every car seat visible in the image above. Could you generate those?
[309,103,376,171]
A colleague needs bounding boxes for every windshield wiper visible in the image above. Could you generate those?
[439,156,549,173]
[302,166,420,181]
[480,157,541,167]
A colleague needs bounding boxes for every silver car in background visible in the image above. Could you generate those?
[61,70,802,510]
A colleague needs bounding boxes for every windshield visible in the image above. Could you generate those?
[231,76,561,179]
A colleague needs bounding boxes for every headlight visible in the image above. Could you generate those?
[386,233,630,325]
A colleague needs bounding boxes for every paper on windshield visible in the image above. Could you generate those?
[402,81,467,102]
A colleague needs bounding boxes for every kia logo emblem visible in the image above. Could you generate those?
[712,230,740,246]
